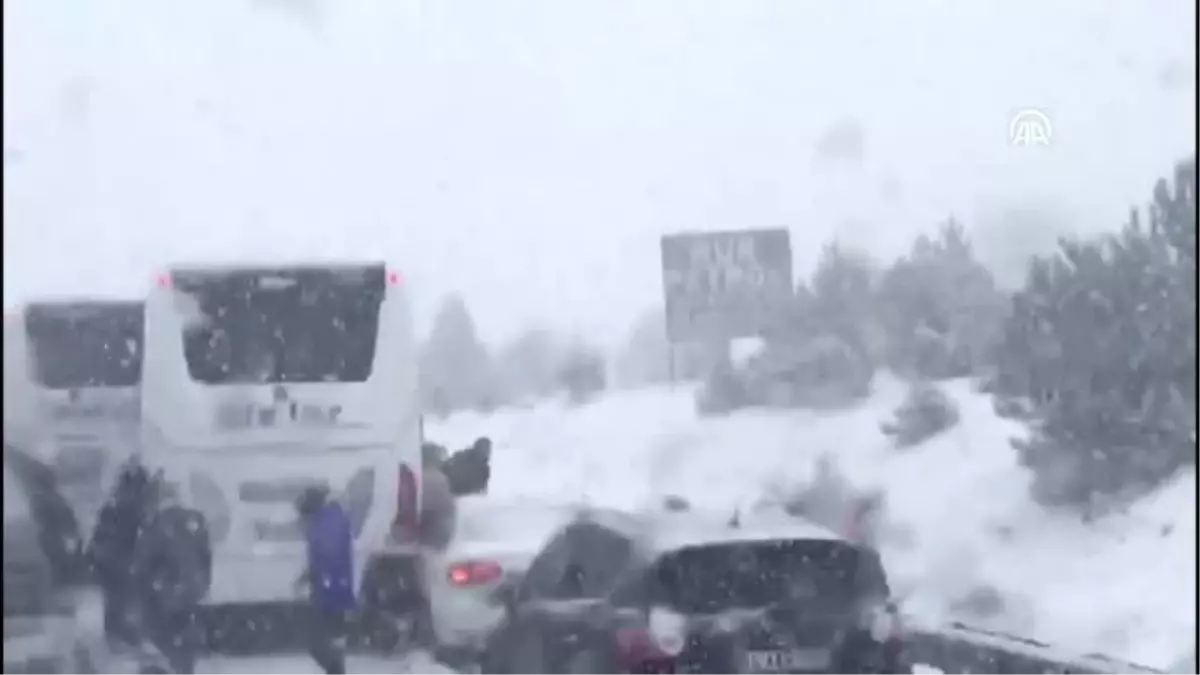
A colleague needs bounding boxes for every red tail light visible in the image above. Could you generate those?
[616,627,668,662]
[392,463,419,542]
[447,559,504,587]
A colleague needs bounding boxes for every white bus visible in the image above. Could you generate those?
[3,300,143,535]
[140,262,425,612]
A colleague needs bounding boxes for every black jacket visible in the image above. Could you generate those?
[133,502,212,614]
[4,464,55,618]
[87,459,158,590]
[4,444,88,587]
[442,438,492,497]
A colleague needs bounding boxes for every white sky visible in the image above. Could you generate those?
[3,0,1195,345]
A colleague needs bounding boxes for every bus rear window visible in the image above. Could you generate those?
[24,303,144,389]
[176,266,385,385]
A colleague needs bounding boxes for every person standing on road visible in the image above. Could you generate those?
[87,456,157,645]
[129,476,211,675]
[295,486,356,675]
[419,450,458,553]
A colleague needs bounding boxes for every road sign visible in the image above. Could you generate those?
[660,228,793,342]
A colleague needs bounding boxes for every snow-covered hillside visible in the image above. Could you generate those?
[429,375,1197,671]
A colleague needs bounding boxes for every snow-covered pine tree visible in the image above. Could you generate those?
[876,218,1006,381]
[558,341,608,404]
[420,294,497,415]
[995,156,1197,514]
[747,242,878,410]
[494,326,572,404]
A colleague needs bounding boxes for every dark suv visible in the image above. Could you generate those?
[481,508,911,674]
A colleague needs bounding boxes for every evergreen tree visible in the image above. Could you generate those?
[614,307,671,387]
[494,326,571,403]
[420,294,496,414]
[806,242,882,360]
[558,341,608,404]
[993,156,1196,513]
[877,219,1006,380]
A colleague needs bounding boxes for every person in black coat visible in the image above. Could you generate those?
[4,443,88,588]
[130,482,211,675]
[441,436,492,497]
[87,456,158,646]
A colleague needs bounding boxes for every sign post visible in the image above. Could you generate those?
[660,228,794,378]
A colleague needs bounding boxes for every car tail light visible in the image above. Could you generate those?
[615,611,687,667]
[616,627,668,662]
[391,463,419,542]
[446,559,504,587]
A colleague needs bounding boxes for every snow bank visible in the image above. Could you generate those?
[430,375,1196,669]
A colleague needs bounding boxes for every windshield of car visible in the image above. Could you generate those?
[650,538,886,615]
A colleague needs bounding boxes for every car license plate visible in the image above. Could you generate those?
[743,648,831,672]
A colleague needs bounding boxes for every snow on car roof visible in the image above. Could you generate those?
[454,495,577,548]
[650,510,844,552]
[577,504,844,554]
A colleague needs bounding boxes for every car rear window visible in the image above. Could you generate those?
[649,538,886,614]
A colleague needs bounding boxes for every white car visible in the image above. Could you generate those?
[424,496,574,657]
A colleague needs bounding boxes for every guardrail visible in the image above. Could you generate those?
[905,619,1167,674]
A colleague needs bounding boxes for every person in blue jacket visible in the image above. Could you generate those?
[295,486,356,675]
